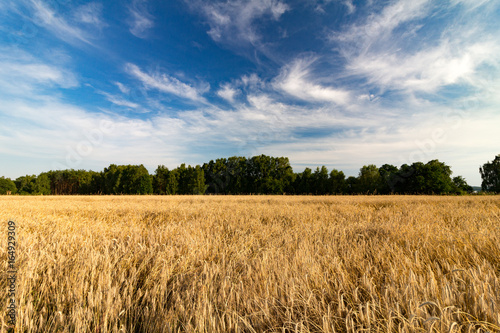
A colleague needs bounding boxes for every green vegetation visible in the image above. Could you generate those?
[3,153,495,195]
[0,176,17,194]
[480,154,500,193]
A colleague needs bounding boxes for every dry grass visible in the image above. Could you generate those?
[1,195,500,332]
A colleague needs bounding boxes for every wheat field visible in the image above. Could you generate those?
[1,195,499,333]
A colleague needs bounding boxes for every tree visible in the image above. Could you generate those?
[176,164,190,194]
[15,175,36,194]
[271,157,295,194]
[379,164,399,194]
[153,165,169,194]
[480,155,500,193]
[102,165,152,194]
[452,176,473,194]
[0,177,17,194]
[123,165,153,194]
[0,154,475,196]
[244,155,293,194]
[165,169,178,194]
[76,170,95,194]
[34,173,51,195]
[345,176,358,194]
[189,165,208,194]
[154,166,180,195]
[248,155,271,193]
[393,160,455,194]
[103,164,122,194]
[225,156,248,194]
[394,163,418,194]
[47,170,80,195]
[15,174,50,194]
[313,166,329,194]
[329,169,346,194]
[357,165,382,194]
[203,158,229,194]
[169,164,207,194]
[293,168,313,194]
[423,160,454,194]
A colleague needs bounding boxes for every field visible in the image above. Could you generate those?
[1,195,500,333]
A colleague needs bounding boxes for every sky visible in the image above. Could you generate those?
[0,0,499,186]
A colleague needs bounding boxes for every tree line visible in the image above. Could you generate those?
[1,154,499,195]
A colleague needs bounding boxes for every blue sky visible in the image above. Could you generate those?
[1,0,499,185]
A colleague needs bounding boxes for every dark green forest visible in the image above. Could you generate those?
[1,154,499,195]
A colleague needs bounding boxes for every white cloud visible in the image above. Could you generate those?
[450,0,493,11]
[0,58,494,185]
[241,73,266,89]
[274,56,351,104]
[331,0,431,57]
[364,0,429,38]
[0,98,192,175]
[2,0,498,187]
[186,0,289,46]
[128,0,154,38]
[29,0,93,45]
[100,92,140,109]
[114,82,130,94]
[314,0,355,15]
[1,62,74,87]
[74,2,105,29]
[125,63,209,102]
[0,48,78,95]
[217,84,239,103]
[332,0,500,95]
[348,40,500,93]
[343,0,355,14]
[253,105,500,185]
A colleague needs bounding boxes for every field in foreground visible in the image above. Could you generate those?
[1,195,499,333]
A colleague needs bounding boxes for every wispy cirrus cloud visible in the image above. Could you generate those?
[347,40,500,93]
[1,48,497,184]
[29,0,93,45]
[274,56,351,105]
[186,0,289,46]
[0,47,78,96]
[217,83,240,103]
[314,0,356,14]
[450,0,493,11]
[73,2,106,29]
[114,82,131,94]
[125,63,209,102]
[99,92,140,109]
[0,98,192,175]
[128,0,154,38]
[333,0,500,95]
[2,0,498,186]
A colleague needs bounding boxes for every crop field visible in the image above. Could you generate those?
[1,195,500,333]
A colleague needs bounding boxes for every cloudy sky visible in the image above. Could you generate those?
[1,0,499,185]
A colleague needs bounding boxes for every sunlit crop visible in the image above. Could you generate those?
[1,195,499,332]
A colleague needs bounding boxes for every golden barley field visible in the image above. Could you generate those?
[1,195,500,333]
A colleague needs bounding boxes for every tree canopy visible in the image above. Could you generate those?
[1,154,485,195]
[0,176,17,194]
[480,154,500,193]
